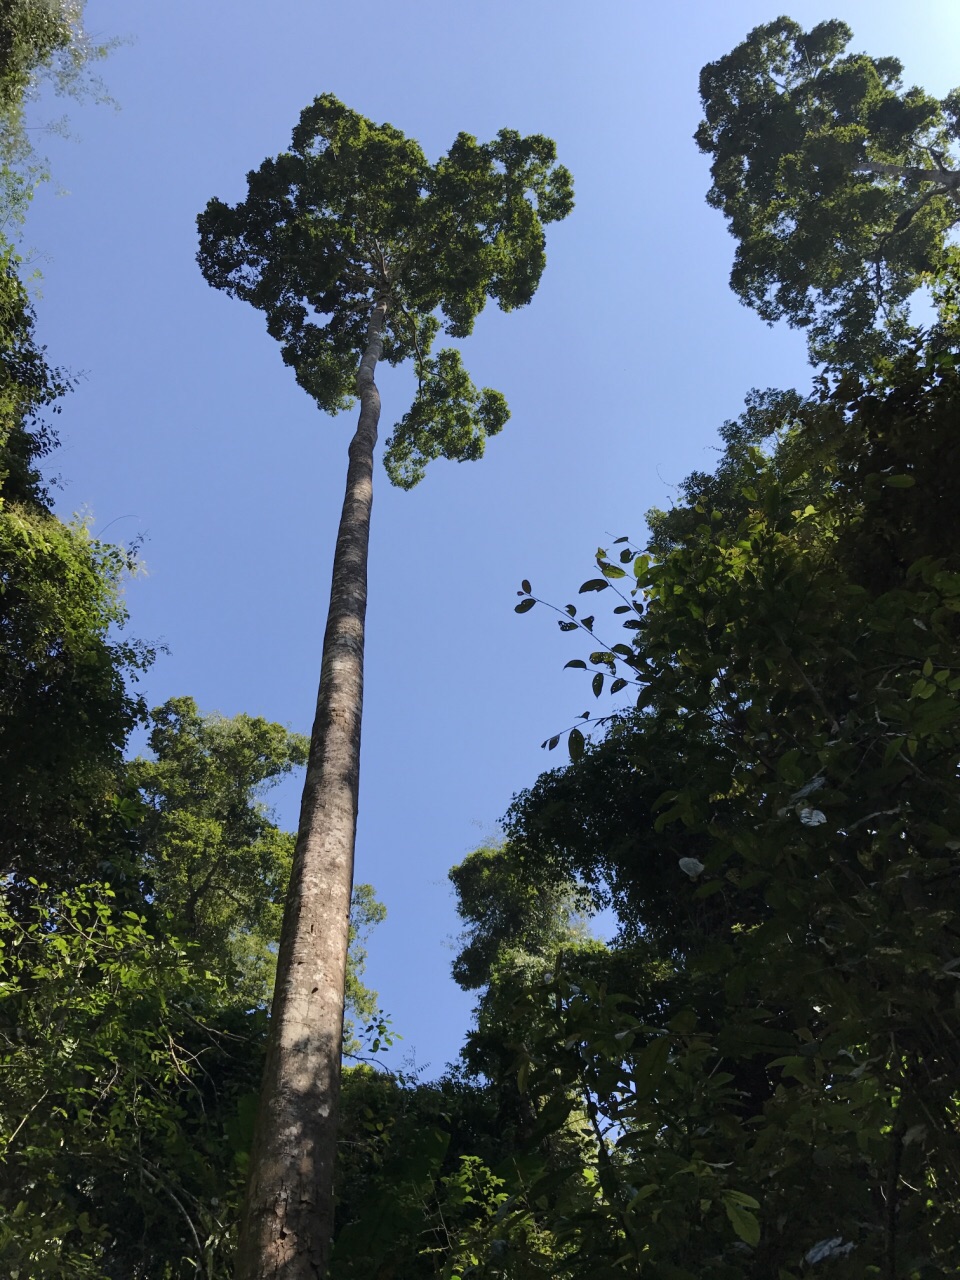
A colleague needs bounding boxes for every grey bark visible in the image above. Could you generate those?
[234,296,389,1280]
[855,157,960,208]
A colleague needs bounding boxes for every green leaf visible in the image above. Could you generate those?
[723,1198,760,1247]
[723,1190,760,1210]
[627,1183,659,1203]
[579,579,609,593]
[565,659,588,670]
[515,598,535,613]
[521,579,532,594]
[592,673,604,697]
[882,474,916,488]
[568,728,585,761]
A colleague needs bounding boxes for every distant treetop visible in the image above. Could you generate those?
[697,16,960,370]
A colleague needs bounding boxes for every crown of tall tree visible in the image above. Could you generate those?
[697,16,960,369]
[197,94,573,486]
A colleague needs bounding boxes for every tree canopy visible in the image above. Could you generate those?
[197,93,573,486]
[697,16,960,368]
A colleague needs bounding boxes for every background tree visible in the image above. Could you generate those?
[131,696,385,1029]
[0,1,139,896]
[197,94,572,1278]
[500,60,960,1252]
[131,697,311,1002]
[0,250,152,896]
[697,16,960,369]
[0,0,114,223]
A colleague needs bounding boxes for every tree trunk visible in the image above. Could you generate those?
[235,296,388,1280]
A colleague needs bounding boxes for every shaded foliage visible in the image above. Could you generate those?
[0,882,265,1278]
[0,249,150,894]
[504,341,960,1274]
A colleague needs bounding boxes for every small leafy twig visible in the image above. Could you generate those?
[515,541,651,759]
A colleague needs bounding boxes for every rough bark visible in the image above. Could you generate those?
[855,158,960,208]
[235,297,388,1280]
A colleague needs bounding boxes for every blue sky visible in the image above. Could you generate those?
[24,0,960,1073]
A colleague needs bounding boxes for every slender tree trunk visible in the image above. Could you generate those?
[235,296,388,1280]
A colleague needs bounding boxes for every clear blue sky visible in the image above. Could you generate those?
[24,0,960,1073]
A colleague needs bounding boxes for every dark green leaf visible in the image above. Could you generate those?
[723,1199,760,1247]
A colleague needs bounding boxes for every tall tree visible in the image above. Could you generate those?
[196,95,572,1279]
[131,697,311,1001]
[696,16,960,369]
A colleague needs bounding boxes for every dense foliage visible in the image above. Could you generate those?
[697,16,960,369]
[504,340,960,1275]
